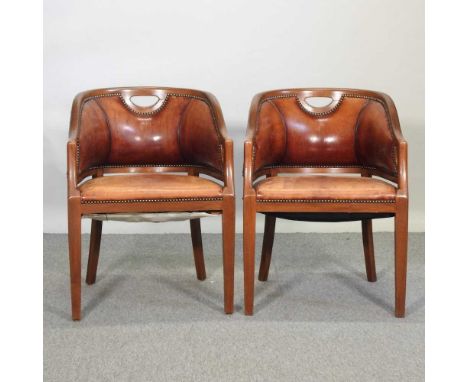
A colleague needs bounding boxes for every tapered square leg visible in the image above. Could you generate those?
[68,200,82,321]
[86,219,102,285]
[243,196,256,315]
[190,218,206,281]
[361,219,377,282]
[394,200,409,318]
[222,198,235,314]
[258,215,276,281]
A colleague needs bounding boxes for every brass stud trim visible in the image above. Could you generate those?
[81,197,223,204]
[89,164,206,169]
[262,164,377,169]
[256,199,395,204]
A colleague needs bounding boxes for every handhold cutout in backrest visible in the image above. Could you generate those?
[304,96,334,108]
[130,95,160,107]
[297,90,344,115]
[120,89,168,115]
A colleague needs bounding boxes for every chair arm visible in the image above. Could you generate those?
[67,140,80,198]
[222,138,235,196]
[243,140,255,198]
[396,140,408,198]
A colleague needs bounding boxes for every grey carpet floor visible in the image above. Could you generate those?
[44,233,424,382]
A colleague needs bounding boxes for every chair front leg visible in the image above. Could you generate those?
[258,215,276,281]
[86,219,103,285]
[222,196,235,314]
[68,199,82,321]
[394,198,409,318]
[190,218,206,281]
[243,196,256,315]
[361,219,377,282]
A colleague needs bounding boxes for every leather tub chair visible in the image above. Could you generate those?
[67,87,235,320]
[243,88,408,317]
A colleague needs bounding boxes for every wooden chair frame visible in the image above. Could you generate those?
[67,87,235,320]
[243,88,408,317]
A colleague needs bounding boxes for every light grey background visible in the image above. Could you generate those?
[44,0,424,233]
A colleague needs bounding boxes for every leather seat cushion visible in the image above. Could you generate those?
[80,174,223,202]
[255,175,396,201]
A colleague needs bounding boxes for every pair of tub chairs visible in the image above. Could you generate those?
[67,87,408,320]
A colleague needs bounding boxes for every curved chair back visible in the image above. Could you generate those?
[70,87,225,178]
[251,88,400,178]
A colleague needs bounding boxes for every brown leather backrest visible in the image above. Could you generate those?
[72,88,224,176]
[253,89,398,176]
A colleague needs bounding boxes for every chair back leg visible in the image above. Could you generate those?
[258,215,276,281]
[86,219,103,285]
[190,218,206,281]
[361,219,377,282]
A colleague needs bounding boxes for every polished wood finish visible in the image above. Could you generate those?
[189,219,206,281]
[243,88,408,317]
[67,87,235,320]
[86,219,102,285]
[243,194,256,316]
[67,198,81,321]
[361,219,377,282]
[222,195,235,314]
[258,215,276,282]
[395,196,409,318]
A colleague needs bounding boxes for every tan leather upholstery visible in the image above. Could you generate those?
[76,89,224,176]
[255,175,396,201]
[253,90,398,177]
[80,174,223,202]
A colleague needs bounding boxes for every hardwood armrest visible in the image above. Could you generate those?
[66,139,80,198]
[222,138,235,196]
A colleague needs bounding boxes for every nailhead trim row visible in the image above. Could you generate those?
[86,164,224,178]
[256,199,395,203]
[252,92,398,176]
[89,164,204,169]
[81,197,223,204]
[262,164,377,169]
[76,91,225,176]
